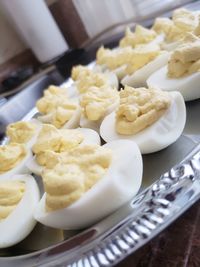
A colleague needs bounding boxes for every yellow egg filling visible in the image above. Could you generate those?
[0,180,25,220]
[168,33,200,78]
[6,121,36,144]
[0,144,27,174]
[41,144,112,211]
[153,8,198,44]
[43,85,68,97]
[119,25,157,48]
[115,86,171,135]
[152,17,174,36]
[96,44,161,75]
[71,65,110,94]
[33,125,84,166]
[80,86,119,121]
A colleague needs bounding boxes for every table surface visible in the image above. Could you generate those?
[115,199,200,267]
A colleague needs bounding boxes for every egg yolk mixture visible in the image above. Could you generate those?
[0,144,26,174]
[119,25,157,48]
[51,102,78,129]
[97,44,161,74]
[115,86,171,135]
[36,85,70,115]
[43,85,68,97]
[152,17,174,36]
[33,124,84,166]
[71,65,111,94]
[36,93,64,115]
[6,121,36,144]
[80,86,119,121]
[153,8,197,43]
[0,181,25,220]
[41,144,112,211]
[168,34,200,78]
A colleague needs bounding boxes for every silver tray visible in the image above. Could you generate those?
[1,5,200,266]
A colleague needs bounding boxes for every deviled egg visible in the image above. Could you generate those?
[147,33,200,101]
[121,51,169,87]
[0,143,32,179]
[27,124,101,176]
[0,174,40,248]
[6,119,42,149]
[119,25,163,48]
[96,42,165,82]
[34,140,142,229]
[100,86,186,154]
[70,64,118,97]
[153,8,199,51]
[80,85,120,131]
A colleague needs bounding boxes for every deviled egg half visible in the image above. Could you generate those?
[36,88,81,129]
[147,33,200,101]
[27,124,101,176]
[0,143,32,179]
[0,174,40,248]
[152,8,199,52]
[100,86,186,154]
[97,41,169,87]
[80,85,120,131]
[119,25,164,49]
[6,119,42,149]
[34,140,142,229]
[69,64,119,98]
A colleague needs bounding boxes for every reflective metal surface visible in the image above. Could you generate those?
[1,2,200,266]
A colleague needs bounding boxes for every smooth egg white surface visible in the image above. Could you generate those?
[147,66,200,101]
[121,52,170,87]
[0,174,40,248]
[34,140,143,229]
[26,128,101,176]
[100,91,186,154]
[0,149,32,180]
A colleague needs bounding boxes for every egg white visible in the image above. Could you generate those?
[24,119,42,149]
[26,127,101,176]
[37,105,81,129]
[121,52,170,87]
[147,65,200,101]
[0,174,40,248]
[34,139,143,229]
[80,99,119,132]
[161,40,181,51]
[0,148,32,180]
[100,91,186,154]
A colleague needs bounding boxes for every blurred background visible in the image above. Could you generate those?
[0,0,195,95]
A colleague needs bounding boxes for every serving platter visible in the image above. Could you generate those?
[1,2,200,266]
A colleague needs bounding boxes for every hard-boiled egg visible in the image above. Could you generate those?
[34,140,142,229]
[27,127,101,176]
[70,65,119,98]
[6,119,42,150]
[79,86,120,132]
[100,91,186,154]
[0,144,32,180]
[121,51,170,87]
[0,174,40,248]
[147,65,200,101]
[80,100,119,132]
[37,105,81,129]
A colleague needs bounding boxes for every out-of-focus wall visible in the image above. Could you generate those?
[0,0,56,66]
[0,9,26,65]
